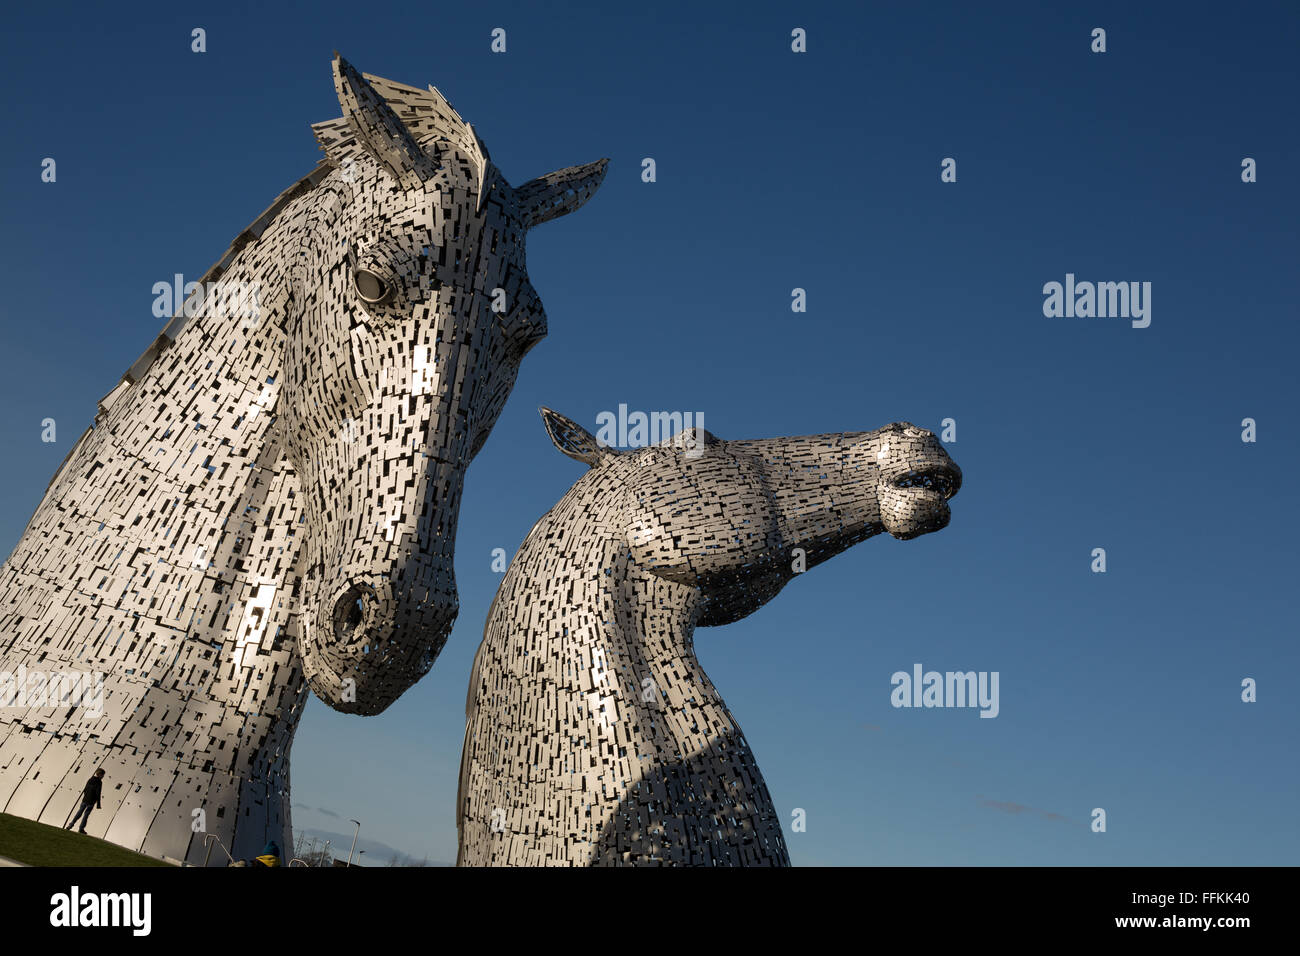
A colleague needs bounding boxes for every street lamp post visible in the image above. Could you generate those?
[347,819,361,867]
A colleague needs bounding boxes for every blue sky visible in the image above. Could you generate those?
[1,0,1296,865]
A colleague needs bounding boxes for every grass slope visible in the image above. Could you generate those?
[0,812,174,867]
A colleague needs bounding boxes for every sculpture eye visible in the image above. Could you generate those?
[354,268,391,304]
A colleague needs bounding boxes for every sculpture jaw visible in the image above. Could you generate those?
[879,486,954,540]
[299,577,459,715]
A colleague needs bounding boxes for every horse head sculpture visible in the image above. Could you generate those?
[458,410,961,865]
[290,57,607,713]
[0,56,604,863]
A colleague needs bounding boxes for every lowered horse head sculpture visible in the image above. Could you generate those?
[291,57,607,712]
[458,410,961,866]
[0,56,604,863]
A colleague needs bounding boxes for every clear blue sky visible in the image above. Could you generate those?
[1,0,1295,865]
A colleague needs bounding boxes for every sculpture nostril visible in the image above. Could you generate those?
[331,583,374,643]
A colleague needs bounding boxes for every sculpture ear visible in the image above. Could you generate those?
[540,407,615,467]
[331,54,437,190]
[516,159,609,228]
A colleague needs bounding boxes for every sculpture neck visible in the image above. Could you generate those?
[0,211,306,702]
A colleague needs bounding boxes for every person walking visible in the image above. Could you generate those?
[65,768,105,834]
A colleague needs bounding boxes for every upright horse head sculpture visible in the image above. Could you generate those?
[0,56,604,862]
[458,410,961,866]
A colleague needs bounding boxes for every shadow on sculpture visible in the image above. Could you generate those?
[457,408,961,866]
[590,731,786,866]
[0,56,605,863]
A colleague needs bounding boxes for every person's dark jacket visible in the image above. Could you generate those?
[82,775,102,808]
